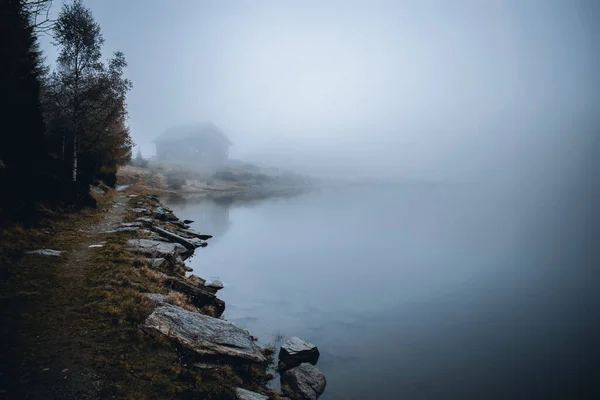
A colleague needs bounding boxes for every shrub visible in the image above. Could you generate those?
[165,171,186,190]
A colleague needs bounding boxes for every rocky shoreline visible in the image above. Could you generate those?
[117,191,326,399]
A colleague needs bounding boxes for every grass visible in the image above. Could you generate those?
[0,184,278,399]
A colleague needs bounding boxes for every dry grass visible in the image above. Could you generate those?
[1,183,276,399]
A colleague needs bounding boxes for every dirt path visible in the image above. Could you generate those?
[5,193,128,400]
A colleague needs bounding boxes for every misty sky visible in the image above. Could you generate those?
[40,0,599,180]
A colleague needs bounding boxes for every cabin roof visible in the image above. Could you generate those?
[153,122,231,146]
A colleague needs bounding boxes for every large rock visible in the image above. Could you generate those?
[127,238,188,259]
[279,337,320,371]
[143,304,266,362]
[164,278,225,317]
[281,363,326,400]
[236,387,269,400]
[149,225,197,251]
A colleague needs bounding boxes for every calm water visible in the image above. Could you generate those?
[168,182,599,399]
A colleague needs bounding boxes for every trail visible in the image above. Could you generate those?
[9,194,128,400]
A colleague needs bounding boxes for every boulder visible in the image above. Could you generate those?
[164,278,225,317]
[278,337,320,371]
[236,387,269,400]
[127,239,188,259]
[281,363,326,400]
[143,304,266,362]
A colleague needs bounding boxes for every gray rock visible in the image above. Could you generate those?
[105,226,140,233]
[135,217,154,224]
[194,362,218,370]
[116,184,130,192]
[206,280,224,290]
[120,222,143,228]
[281,363,326,400]
[145,258,167,269]
[26,249,63,256]
[131,208,148,213]
[144,293,167,304]
[143,304,266,362]
[236,387,269,400]
[279,337,320,371]
[150,225,197,251]
[164,278,225,317]
[181,228,213,241]
[127,239,188,258]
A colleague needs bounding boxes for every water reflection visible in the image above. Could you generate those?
[164,196,232,242]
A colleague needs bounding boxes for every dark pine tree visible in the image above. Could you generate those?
[0,0,50,222]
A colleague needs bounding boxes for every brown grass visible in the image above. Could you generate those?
[1,183,276,399]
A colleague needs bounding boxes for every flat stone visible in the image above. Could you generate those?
[88,244,104,248]
[144,293,167,304]
[127,239,188,259]
[146,258,167,269]
[281,363,326,400]
[105,226,140,233]
[180,229,213,241]
[120,222,143,227]
[236,387,269,400]
[279,337,320,371]
[150,225,197,251]
[143,304,266,363]
[116,184,130,192]
[26,249,63,256]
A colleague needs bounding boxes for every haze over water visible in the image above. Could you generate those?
[169,167,599,399]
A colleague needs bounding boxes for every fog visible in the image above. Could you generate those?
[40,0,600,182]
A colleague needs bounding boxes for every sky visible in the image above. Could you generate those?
[39,0,599,181]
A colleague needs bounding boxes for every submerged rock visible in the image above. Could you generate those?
[143,304,266,362]
[26,249,63,256]
[281,363,326,400]
[279,337,320,371]
[236,387,269,400]
[164,278,225,317]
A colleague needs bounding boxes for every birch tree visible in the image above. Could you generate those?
[52,0,103,181]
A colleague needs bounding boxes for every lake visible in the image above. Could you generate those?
[167,182,598,399]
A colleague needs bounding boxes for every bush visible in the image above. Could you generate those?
[165,171,186,190]
[212,170,237,181]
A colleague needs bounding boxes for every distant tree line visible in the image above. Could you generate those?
[1,0,133,223]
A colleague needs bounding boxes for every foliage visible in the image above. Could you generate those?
[131,149,149,168]
[43,0,133,186]
[165,171,186,190]
[0,0,52,220]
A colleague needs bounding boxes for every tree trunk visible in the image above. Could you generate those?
[72,133,77,181]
